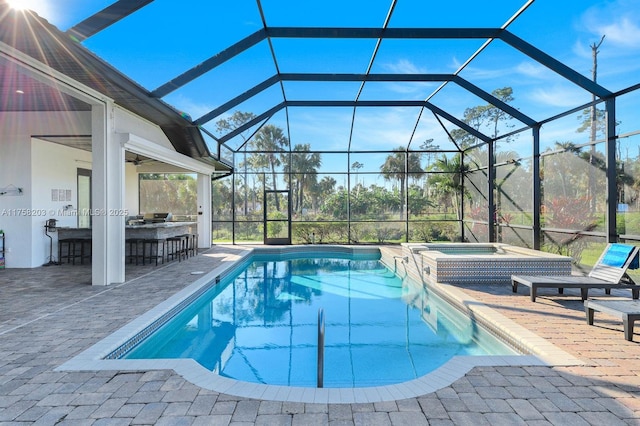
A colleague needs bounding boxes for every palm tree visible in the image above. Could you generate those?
[287,144,321,214]
[429,154,469,220]
[380,147,423,219]
[251,125,289,210]
[215,111,256,215]
[319,176,336,193]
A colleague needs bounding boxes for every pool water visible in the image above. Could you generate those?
[123,253,517,388]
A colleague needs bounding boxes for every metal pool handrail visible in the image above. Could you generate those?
[317,308,325,388]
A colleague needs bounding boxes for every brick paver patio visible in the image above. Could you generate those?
[1,245,639,425]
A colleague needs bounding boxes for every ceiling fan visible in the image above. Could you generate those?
[126,154,154,166]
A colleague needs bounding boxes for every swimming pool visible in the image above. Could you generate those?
[119,250,517,388]
[59,245,581,402]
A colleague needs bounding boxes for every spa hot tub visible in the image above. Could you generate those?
[403,243,572,285]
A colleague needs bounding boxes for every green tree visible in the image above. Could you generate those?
[139,174,197,216]
[428,154,469,220]
[286,144,321,214]
[450,86,516,149]
[251,124,289,210]
[211,177,233,220]
[351,161,364,190]
[486,87,515,140]
[578,35,606,214]
[319,176,336,194]
[408,184,434,217]
[321,186,348,220]
[380,147,423,219]
[545,142,583,198]
[419,139,439,173]
[215,111,257,215]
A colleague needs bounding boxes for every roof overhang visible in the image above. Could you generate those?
[0,5,232,173]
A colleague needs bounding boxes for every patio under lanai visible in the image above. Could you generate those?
[1,0,640,424]
[1,245,639,424]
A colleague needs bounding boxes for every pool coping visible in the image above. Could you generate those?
[57,245,585,403]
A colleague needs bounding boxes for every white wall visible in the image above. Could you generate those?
[114,106,174,150]
[0,109,173,268]
[0,134,32,268]
[117,103,178,218]
[0,111,90,268]
[31,138,92,266]
[0,106,209,270]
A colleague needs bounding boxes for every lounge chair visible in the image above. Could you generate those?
[584,299,640,341]
[511,243,640,302]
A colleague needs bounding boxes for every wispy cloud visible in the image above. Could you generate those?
[371,59,439,97]
[381,59,427,74]
[580,1,640,50]
[528,85,590,108]
[597,16,640,48]
[350,108,422,149]
[539,120,589,148]
[286,110,353,150]
[169,94,215,123]
[515,62,547,79]
[457,65,513,82]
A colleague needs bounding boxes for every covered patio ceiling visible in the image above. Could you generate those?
[2,0,639,157]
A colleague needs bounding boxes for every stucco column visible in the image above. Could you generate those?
[91,103,125,285]
[197,173,212,249]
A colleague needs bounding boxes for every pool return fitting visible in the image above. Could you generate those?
[317,308,325,388]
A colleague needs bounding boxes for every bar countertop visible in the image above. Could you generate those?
[58,222,197,240]
[124,222,197,229]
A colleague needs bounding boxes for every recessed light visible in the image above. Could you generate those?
[15,90,24,94]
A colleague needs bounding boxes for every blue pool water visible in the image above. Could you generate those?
[123,252,517,388]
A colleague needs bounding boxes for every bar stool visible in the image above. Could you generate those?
[125,238,145,265]
[58,238,78,264]
[186,233,198,257]
[143,238,165,266]
[166,236,187,262]
[59,238,89,264]
[177,233,197,258]
[76,238,92,264]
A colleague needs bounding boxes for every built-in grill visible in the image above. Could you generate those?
[144,213,172,223]
[145,212,172,224]
[127,213,173,225]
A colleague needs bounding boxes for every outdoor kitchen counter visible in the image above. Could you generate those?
[57,222,197,240]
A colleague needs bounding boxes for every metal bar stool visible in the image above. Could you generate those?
[58,238,77,264]
[177,233,197,258]
[77,238,92,264]
[143,238,165,266]
[59,238,88,264]
[186,233,198,257]
[166,236,186,262]
[125,238,145,265]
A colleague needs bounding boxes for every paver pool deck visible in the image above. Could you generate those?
[0,245,639,425]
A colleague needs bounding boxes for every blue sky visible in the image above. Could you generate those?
[10,0,640,161]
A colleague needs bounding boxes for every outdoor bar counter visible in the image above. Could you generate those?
[57,222,197,240]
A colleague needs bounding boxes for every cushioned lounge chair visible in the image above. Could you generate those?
[511,243,640,302]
